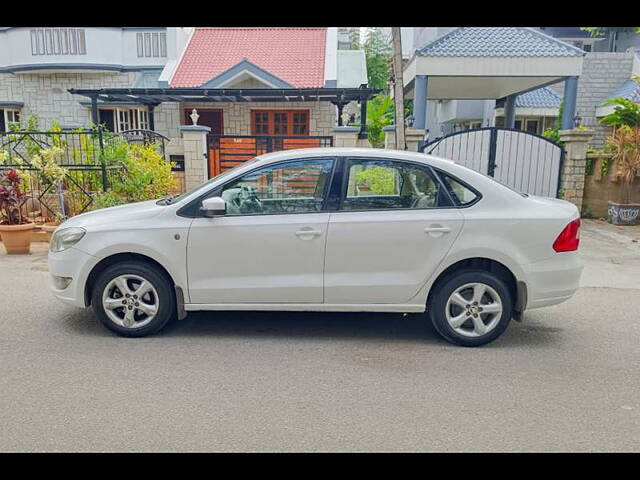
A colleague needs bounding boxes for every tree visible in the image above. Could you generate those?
[346,27,361,50]
[581,27,640,36]
[366,94,393,148]
[391,27,406,150]
[580,27,640,52]
[363,28,391,92]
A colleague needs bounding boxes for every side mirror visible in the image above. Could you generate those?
[201,196,227,217]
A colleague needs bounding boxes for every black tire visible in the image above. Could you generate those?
[428,269,512,347]
[91,261,176,337]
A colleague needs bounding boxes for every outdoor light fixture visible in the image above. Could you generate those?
[190,108,200,126]
[406,115,415,128]
[574,113,582,128]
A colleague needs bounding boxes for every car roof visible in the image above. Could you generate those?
[252,147,455,169]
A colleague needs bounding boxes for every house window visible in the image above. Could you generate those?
[30,28,86,56]
[525,119,539,135]
[251,110,310,136]
[137,31,167,58]
[292,112,309,135]
[253,112,269,135]
[0,109,21,132]
[273,112,288,135]
[98,107,149,133]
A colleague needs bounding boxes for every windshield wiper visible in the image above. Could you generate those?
[156,193,181,206]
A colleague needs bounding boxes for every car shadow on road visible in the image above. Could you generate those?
[62,308,563,348]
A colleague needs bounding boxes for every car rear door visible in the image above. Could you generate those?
[323,157,464,305]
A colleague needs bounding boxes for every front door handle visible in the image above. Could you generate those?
[424,225,451,237]
[295,228,323,240]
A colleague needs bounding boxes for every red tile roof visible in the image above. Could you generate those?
[170,28,327,88]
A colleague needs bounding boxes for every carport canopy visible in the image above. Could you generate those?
[68,86,380,136]
[402,28,585,131]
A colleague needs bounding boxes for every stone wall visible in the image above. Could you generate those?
[153,101,336,140]
[558,128,593,212]
[0,71,140,129]
[574,52,635,148]
[582,154,640,218]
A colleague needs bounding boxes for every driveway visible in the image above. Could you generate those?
[1,220,639,452]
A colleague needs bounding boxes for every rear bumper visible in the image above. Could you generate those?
[522,251,583,310]
[48,247,100,308]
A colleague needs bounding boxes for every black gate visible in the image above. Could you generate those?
[420,127,565,198]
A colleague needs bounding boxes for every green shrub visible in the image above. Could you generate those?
[91,143,176,209]
[92,191,127,209]
[355,166,395,195]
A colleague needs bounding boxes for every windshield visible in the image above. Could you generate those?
[156,156,263,206]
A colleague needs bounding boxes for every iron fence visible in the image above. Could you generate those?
[0,128,128,221]
[118,129,169,157]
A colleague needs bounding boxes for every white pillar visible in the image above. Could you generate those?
[179,125,211,190]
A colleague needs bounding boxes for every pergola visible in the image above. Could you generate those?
[403,28,585,136]
[68,86,380,137]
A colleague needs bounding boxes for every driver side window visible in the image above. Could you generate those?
[220,158,334,216]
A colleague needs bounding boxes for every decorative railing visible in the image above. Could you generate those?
[118,129,169,158]
[0,129,125,221]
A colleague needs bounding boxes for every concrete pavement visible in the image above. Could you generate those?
[1,220,639,452]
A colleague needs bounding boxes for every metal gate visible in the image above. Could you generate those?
[420,127,564,198]
[207,134,333,178]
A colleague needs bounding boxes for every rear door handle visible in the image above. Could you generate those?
[424,225,451,237]
[295,228,323,239]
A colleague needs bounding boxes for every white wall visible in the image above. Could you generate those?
[0,27,168,70]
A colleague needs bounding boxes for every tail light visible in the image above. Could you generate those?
[553,218,581,252]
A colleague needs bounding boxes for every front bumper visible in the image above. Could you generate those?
[522,251,583,310]
[48,246,100,308]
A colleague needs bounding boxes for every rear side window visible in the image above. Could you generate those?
[439,173,479,206]
[341,158,452,211]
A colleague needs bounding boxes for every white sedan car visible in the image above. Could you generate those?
[48,148,583,346]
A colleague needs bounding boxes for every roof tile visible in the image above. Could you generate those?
[417,27,584,57]
[602,79,640,104]
[516,87,562,108]
[171,28,327,88]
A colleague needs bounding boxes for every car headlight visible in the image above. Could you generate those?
[50,227,86,253]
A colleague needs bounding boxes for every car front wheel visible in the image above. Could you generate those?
[429,270,512,347]
[91,261,176,337]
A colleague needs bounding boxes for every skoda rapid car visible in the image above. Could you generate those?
[48,148,583,346]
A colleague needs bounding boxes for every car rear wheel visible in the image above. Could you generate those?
[429,270,512,347]
[91,261,175,337]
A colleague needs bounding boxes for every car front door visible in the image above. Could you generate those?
[187,157,335,304]
[324,157,465,305]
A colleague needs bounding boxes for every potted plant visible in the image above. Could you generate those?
[600,87,640,225]
[41,212,63,241]
[605,125,640,225]
[0,169,36,254]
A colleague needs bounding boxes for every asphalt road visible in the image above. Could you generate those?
[1,220,639,452]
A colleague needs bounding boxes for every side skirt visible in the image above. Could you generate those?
[184,303,426,313]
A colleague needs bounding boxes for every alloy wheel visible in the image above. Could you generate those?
[102,274,159,329]
[445,282,503,338]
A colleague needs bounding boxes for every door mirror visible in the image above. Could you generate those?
[201,196,227,217]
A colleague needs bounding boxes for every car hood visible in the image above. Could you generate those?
[59,199,166,230]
